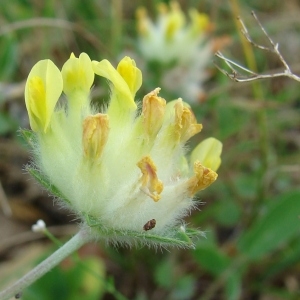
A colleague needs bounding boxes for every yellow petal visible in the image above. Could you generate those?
[25,59,62,132]
[92,58,137,111]
[190,137,222,171]
[62,52,94,96]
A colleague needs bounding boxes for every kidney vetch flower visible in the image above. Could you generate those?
[23,53,222,247]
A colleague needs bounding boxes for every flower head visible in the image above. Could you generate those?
[136,1,211,64]
[24,53,222,247]
[135,1,215,103]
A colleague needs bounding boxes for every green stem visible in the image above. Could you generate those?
[43,228,63,247]
[0,227,93,300]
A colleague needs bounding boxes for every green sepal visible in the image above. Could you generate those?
[19,128,36,149]
[26,166,71,205]
[84,214,203,249]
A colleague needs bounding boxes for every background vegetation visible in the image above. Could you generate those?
[0,0,299,299]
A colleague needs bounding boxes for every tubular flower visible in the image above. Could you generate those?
[25,60,63,133]
[24,54,222,246]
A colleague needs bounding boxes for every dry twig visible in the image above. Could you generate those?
[215,11,300,83]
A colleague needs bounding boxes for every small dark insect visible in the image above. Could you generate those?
[143,219,156,231]
[15,292,22,299]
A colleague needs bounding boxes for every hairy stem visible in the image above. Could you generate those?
[0,227,93,300]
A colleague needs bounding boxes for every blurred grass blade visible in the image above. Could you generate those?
[262,238,300,281]
[225,273,242,300]
[193,240,242,300]
[237,190,300,260]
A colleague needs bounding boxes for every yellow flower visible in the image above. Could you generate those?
[24,54,222,241]
[92,57,141,114]
[62,52,94,97]
[25,60,63,132]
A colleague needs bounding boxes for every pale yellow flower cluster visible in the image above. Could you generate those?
[136,1,213,103]
[25,53,222,235]
[137,1,211,64]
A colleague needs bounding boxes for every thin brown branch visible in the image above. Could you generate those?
[215,11,300,83]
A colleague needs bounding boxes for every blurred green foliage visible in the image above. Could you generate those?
[1,0,300,299]
[23,255,106,300]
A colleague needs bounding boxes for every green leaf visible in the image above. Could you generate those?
[214,199,241,226]
[193,243,231,275]
[237,190,300,260]
[193,229,232,275]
